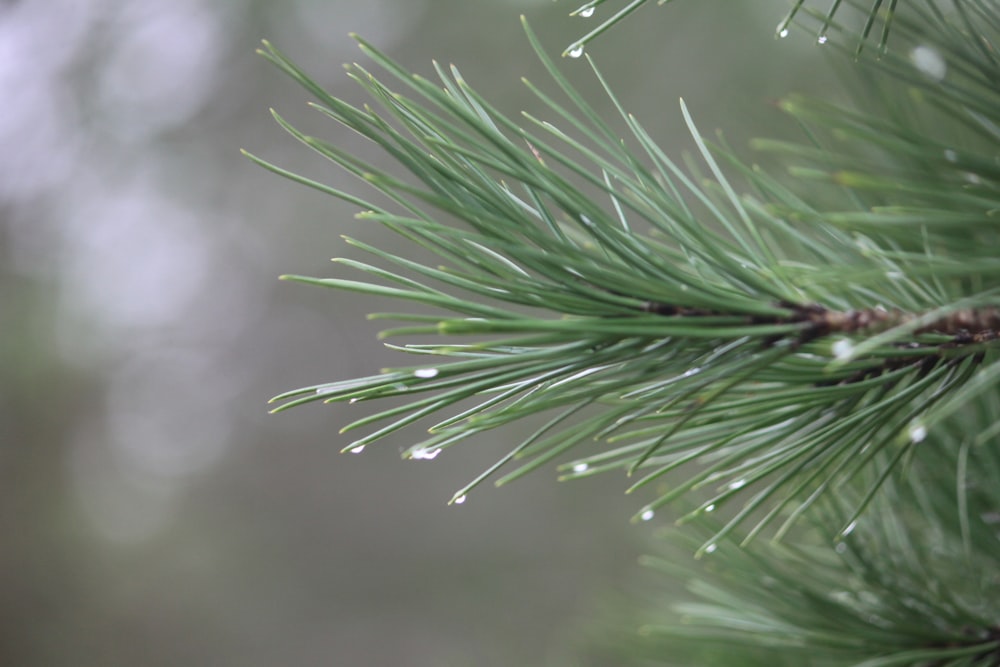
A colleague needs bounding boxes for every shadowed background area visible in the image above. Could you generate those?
[0,1,836,664]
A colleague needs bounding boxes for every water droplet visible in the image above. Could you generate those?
[909,45,947,80]
[411,448,440,460]
[568,45,585,59]
[817,34,828,45]
[704,504,715,513]
[682,367,701,378]
[704,543,718,554]
[841,520,857,537]
[414,368,439,379]
[834,541,847,554]
[351,446,365,454]
[909,423,927,443]
[944,149,958,162]
[886,271,903,280]
[728,478,747,490]
[572,462,589,473]
[579,6,595,18]
[453,494,467,505]
[778,28,790,39]
[640,509,655,522]
[348,398,360,405]
[832,338,854,360]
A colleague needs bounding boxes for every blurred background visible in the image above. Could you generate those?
[1,1,838,664]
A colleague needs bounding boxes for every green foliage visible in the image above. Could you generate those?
[248,8,1000,546]
[252,1,1000,664]
[639,406,1000,666]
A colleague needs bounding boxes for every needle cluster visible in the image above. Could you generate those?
[251,2,1000,664]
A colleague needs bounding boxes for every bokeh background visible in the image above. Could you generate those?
[1,1,838,664]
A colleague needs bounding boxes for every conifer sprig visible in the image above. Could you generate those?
[250,2,1000,664]
[249,7,1000,543]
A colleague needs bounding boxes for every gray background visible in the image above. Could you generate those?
[2,1,837,664]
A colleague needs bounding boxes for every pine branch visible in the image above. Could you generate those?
[250,3,1000,664]
[250,5,1000,547]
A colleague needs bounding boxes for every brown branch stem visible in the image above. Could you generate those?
[642,299,1000,345]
